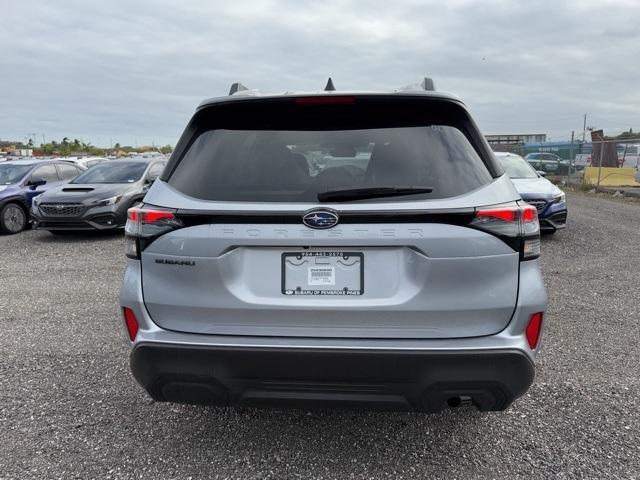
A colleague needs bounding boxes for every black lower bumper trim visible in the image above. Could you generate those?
[540,211,567,232]
[32,217,122,231]
[130,343,535,412]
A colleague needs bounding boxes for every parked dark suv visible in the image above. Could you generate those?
[119,79,547,413]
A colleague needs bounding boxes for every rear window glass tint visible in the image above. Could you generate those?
[168,126,492,202]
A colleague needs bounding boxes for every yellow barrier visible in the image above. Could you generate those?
[582,167,640,187]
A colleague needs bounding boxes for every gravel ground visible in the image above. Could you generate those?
[1,191,639,479]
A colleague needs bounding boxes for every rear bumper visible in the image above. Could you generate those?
[121,256,546,412]
[131,343,534,412]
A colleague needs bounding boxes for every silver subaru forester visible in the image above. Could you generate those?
[119,79,547,412]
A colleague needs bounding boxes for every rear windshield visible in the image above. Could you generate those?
[168,125,492,202]
[72,162,147,184]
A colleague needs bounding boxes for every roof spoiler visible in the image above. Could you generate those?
[229,82,249,96]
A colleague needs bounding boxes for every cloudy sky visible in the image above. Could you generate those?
[2,0,639,147]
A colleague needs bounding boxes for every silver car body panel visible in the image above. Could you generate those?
[120,258,546,362]
[135,175,531,339]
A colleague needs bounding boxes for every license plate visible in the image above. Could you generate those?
[281,251,364,295]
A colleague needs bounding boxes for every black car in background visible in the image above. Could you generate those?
[524,153,571,175]
[31,158,166,233]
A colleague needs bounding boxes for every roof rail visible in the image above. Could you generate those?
[397,77,436,92]
[421,77,436,91]
[229,82,249,96]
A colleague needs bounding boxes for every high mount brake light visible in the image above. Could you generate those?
[470,203,540,260]
[294,96,356,106]
[125,206,183,259]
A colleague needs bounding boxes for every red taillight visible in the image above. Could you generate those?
[475,207,519,222]
[126,207,177,225]
[125,206,182,238]
[526,312,543,349]
[294,96,356,106]
[127,209,140,223]
[471,203,541,260]
[521,203,538,223]
[122,307,139,341]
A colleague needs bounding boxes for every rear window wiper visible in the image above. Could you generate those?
[317,186,433,202]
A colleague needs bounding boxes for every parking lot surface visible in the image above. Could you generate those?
[1,191,639,479]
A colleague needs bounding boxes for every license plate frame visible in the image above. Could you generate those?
[281,251,364,296]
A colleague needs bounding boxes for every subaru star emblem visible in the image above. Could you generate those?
[302,209,339,229]
[56,205,64,210]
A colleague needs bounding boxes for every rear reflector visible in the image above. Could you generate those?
[122,307,139,341]
[526,312,543,349]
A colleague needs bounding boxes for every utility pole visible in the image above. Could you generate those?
[582,114,587,142]
[568,131,575,186]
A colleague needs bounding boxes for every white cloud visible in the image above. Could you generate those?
[1,0,638,145]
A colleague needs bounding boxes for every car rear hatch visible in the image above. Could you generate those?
[135,94,524,339]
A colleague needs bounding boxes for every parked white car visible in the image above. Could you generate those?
[57,156,108,169]
[620,144,640,169]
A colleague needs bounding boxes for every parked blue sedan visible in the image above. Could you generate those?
[0,159,85,234]
[494,152,567,233]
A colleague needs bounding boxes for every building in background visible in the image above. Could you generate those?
[522,140,595,160]
[486,133,547,145]
[485,133,547,154]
